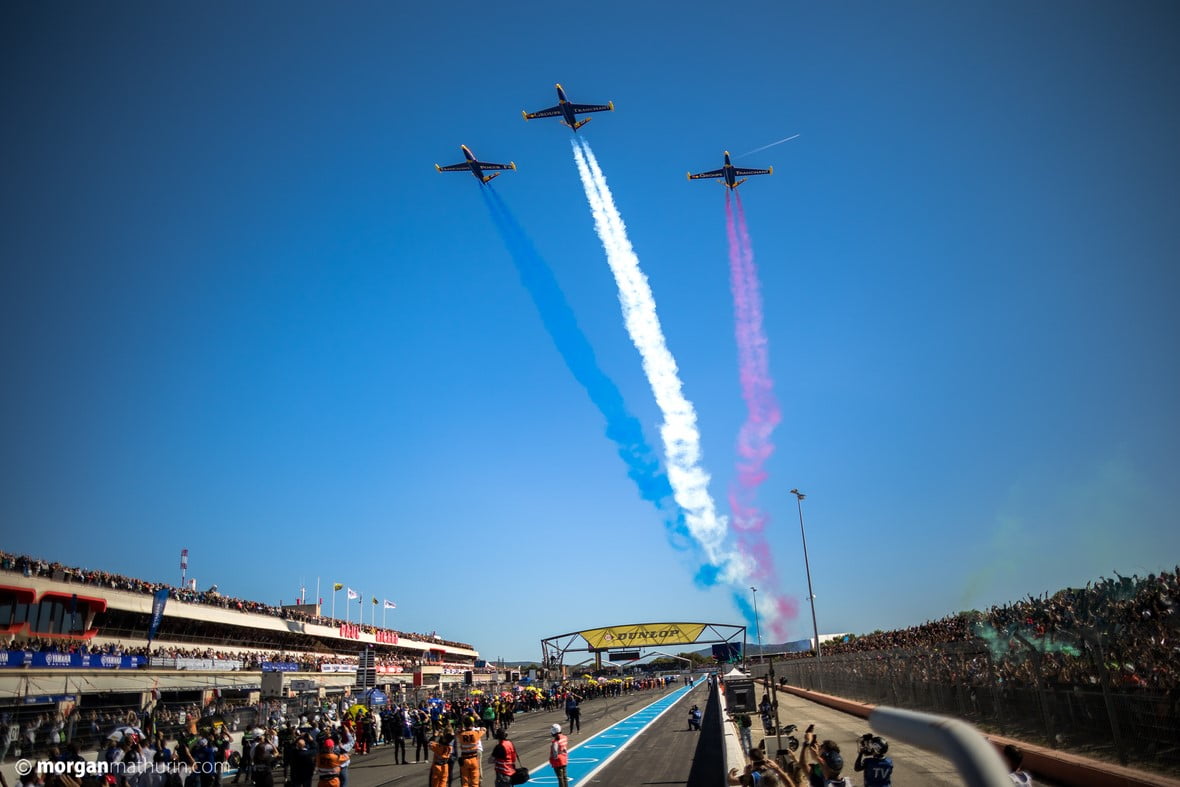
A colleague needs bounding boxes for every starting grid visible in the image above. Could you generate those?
[525,683,694,785]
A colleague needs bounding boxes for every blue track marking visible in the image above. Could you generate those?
[525,684,694,785]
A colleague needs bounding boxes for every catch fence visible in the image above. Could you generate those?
[768,645,1178,774]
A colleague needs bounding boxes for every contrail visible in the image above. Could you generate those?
[480,187,694,549]
[735,133,800,159]
[726,190,793,638]
[571,138,729,567]
[571,137,792,635]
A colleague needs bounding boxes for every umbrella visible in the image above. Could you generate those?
[107,725,145,742]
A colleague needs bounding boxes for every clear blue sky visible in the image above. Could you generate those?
[2,1,1178,662]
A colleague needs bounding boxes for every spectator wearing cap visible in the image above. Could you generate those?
[801,739,852,787]
[315,739,347,787]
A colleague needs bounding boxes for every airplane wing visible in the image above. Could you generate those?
[569,102,613,114]
[523,105,563,120]
[436,162,471,172]
[475,161,516,171]
[733,166,773,176]
[687,168,726,180]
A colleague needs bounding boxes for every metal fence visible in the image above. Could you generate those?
[770,646,1179,774]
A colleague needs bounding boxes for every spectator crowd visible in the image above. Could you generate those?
[775,568,1179,691]
[0,551,474,651]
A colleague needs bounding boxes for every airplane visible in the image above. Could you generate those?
[686,151,773,189]
[435,145,516,184]
[522,83,614,131]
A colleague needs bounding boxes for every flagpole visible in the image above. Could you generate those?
[316,578,321,613]
[332,588,336,621]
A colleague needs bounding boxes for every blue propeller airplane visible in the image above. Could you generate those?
[687,151,773,189]
[522,83,614,131]
[435,145,516,184]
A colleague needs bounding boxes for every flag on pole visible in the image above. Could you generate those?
[371,597,378,605]
[333,583,344,592]
[347,588,358,600]
[147,588,169,644]
[384,600,396,610]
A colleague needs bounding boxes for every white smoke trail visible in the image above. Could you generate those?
[735,133,800,159]
[571,138,758,590]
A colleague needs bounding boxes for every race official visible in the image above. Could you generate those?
[314,739,348,787]
[488,730,518,787]
[428,733,454,787]
[548,724,569,787]
[455,719,484,787]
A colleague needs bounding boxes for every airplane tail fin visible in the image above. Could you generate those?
[732,178,748,189]
[482,173,501,184]
[572,118,590,131]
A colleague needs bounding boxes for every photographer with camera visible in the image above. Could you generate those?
[799,726,854,787]
[854,735,892,787]
[727,746,797,787]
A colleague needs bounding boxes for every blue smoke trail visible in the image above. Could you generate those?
[482,187,704,559]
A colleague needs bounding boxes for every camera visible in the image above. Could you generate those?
[858,734,888,757]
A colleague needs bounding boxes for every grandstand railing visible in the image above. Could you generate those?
[773,647,1179,774]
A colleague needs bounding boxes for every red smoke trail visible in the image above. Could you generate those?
[726,191,792,636]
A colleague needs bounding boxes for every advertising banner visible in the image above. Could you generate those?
[320,663,358,673]
[149,657,242,671]
[579,623,707,650]
[260,662,300,672]
[0,651,146,669]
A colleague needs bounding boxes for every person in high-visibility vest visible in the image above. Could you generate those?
[489,729,518,787]
[548,724,569,787]
[455,718,484,787]
[428,732,454,787]
[314,739,348,787]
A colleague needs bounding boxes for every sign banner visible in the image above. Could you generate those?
[0,651,146,669]
[23,693,79,704]
[260,662,300,672]
[321,663,358,673]
[147,588,170,643]
[149,657,242,671]
[579,623,707,650]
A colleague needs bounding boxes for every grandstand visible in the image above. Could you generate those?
[0,550,494,742]
[754,567,1180,773]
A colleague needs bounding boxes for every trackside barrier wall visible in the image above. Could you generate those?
[717,677,748,777]
[771,645,1178,772]
[766,679,1180,787]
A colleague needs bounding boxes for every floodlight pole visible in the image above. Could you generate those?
[791,488,822,690]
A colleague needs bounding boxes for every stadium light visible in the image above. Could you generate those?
[790,489,822,673]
